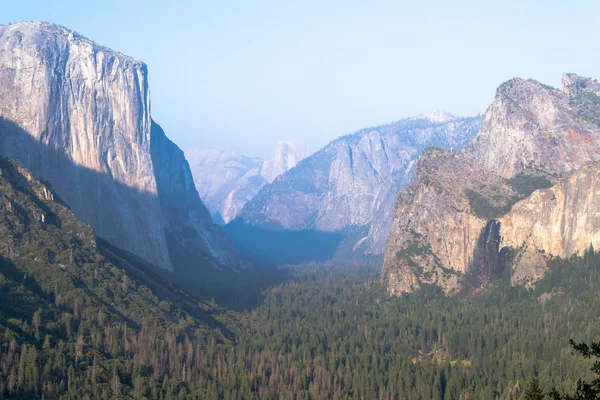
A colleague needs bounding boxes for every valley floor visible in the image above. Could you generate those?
[2,253,600,399]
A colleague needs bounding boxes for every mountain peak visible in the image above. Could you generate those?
[417,109,457,123]
[261,141,311,183]
[562,73,600,96]
[0,21,143,66]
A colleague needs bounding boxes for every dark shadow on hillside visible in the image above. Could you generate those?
[460,220,506,297]
[0,116,285,312]
[0,254,47,321]
[98,239,236,337]
[225,218,345,266]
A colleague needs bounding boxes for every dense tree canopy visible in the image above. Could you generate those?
[1,248,600,399]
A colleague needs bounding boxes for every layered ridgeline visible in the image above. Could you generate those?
[383,74,600,295]
[233,111,481,263]
[0,22,243,279]
[186,141,311,224]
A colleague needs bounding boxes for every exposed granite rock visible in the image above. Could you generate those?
[260,141,311,184]
[186,141,310,224]
[500,162,600,286]
[150,122,242,271]
[239,114,481,256]
[0,22,242,273]
[382,149,517,294]
[469,74,600,179]
[384,74,600,295]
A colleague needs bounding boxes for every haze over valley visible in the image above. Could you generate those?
[1,3,600,399]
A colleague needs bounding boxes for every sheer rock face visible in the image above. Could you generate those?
[239,115,481,255]
[384,74,600,295]
[186,141,310,224]
[382,149,516,295]
[0,22,241,272]
[500,162,600,286]
[469,74,600,179]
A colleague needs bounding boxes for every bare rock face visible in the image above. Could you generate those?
[382,149,517,295]
[239,114,481,256]
[260,141,312,184]
[469,74,600,179]
[383,74,600,296]
[0,22,241,273]
[500,162,600,286]
[186,141,310,224]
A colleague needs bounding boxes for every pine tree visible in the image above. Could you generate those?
[550,340,600,400]
[524,377,544,400]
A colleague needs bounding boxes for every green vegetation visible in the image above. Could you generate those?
[548,340,600,399]
[3,155,600,399]
[465,188,519,219]
[570,91,600,126]
[524,377,545,400]
[466,173,554,220]
[508,174,554,197]
[3,241,600,398]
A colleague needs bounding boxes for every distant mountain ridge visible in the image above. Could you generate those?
[186,141,311,224]
[234,112,482,262]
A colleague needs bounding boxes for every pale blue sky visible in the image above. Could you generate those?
[3,0,599,156]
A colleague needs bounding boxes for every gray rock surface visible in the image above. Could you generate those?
[239,112,481,255]
[383,74,600,295]
[0,22,242,272]
[469,74,600,178]
[382,149,517,295]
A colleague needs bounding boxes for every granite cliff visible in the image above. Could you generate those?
[469,74,600,178]
[0,22,242,274]
[500,162,600,287]
[382,149,518,295]
[383,74,600,295]
[238,112,481,258]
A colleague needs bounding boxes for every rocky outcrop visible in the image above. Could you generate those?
[382,149,517,295]
[186,141,310,224]
[0,22,241,273]
[239,113,481,256]
[469,74,600,179]
[384,74,600,295]
[500,162,600,286]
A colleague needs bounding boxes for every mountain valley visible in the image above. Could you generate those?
[1,18,600,400]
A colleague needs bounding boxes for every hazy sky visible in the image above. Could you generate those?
[3,0,600,156]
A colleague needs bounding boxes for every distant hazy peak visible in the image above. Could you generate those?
[186,140,310,223]
[260,141,312,183]
[414,109,458,123]
[185,147,261,166]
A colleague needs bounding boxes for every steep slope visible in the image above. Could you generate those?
[382,149,519,295]
[469,74,600,178]
[0,22,241,274]
[0,154,242,397]
[238,112,481,258]
[0,155,231,331]
[500,162,600,287]
[384,74,600,295]
[186,141,310,224]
